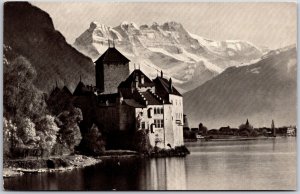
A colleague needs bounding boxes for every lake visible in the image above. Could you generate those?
[4,137,296,190]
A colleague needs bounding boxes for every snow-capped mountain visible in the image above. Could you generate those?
[183,45,297,129]
[74,21,263,92]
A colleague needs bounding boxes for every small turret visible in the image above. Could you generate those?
[169,78,173,92]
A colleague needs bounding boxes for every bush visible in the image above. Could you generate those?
[132,129,152,154]
[79,124,106,155]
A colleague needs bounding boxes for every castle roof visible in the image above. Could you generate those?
[123,99,146,108]
[94,47,130,64]
[140,90,164,105]
[118,69,155,88]
[73,81,95,96]
[153,77,182,98]
[62,86,72,96]
[49,86,61,98]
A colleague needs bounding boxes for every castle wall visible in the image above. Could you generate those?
[163,104,174,148]
[95,105,119,131]
[135,105,166,149]
[169,94,184,147]
[95,62,104,91]
[119,104,136,131]
[103,62,130,93]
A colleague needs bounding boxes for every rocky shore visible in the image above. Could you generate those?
[3,155,102,178]
[3,146,190,178]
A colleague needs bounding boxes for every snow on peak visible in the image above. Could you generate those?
[89,21,109,29]
[225,40,262,53]
[163,21,182,27]
[120,21,139,30]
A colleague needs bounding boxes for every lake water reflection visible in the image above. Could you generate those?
[4,137,296,190]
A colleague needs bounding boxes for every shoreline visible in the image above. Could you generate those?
[3,147,189,178]
[3,154,103,178]
[184,135,291,142]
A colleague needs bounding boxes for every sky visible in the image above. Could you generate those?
[33,2,297,50]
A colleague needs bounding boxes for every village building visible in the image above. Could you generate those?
[72,46,184,150]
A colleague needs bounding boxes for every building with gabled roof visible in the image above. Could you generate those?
[47,84,73,115]
[73,46,184,150]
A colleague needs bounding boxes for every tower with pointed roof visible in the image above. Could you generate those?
[95,45,130,94]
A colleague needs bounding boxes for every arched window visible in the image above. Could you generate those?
[148,108,152,118]
[150,123,155,133]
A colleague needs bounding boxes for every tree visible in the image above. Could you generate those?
[238,119,254,137]
[3,118,17,158]
[133,129,152,154]
[55,107,83,153]
[35,115,60,157]
[80,124,105,155]
[271,120,276,136]
[199,123,208,135]
[18,117,40,146]
[239,119,254,131]
[4,56,46,121]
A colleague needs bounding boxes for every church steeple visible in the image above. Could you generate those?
[246,119,249,126]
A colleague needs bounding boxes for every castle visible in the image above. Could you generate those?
[72,46,184,150]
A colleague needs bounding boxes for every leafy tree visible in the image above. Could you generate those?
[3,56,46,121]
[80,124,105,155]
[133,129,152,154]
[55,107,83,153]
[18,117,40,146]
[238,119,255,137]
[3,118,17,158]
[199,123,208,135]
[35,115,60,157]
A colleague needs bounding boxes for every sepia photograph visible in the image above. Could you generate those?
[2,1,297,191]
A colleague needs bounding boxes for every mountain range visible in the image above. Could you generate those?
[4,2,296,129]
[73,21,264,92]
[183,45,297,129]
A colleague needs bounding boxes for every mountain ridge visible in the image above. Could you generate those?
[183,45,297,129]
[4,2,95,93]
[73,21,263,92]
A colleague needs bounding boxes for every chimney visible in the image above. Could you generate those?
[169,78,173,92]
[135,75,139,88]
[141,74,144,84]
[161,70,163,78]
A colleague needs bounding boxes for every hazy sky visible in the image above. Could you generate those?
[33,2,296,49]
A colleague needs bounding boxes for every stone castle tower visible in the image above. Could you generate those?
[95,46,130,93]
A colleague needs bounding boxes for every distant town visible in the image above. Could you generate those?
[183,117,296,141]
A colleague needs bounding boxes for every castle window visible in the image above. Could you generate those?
[154,107,163,114]
[150,124,155,133]
[161,120,164,128]
[154,119,164,128]
[148,108,152,118]
[141,122,145,129]
[154,119,158,128]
